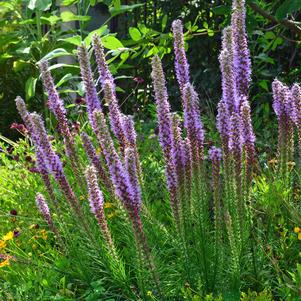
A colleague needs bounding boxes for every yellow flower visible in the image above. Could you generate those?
[0,240,6,249]
[3,231,14,241]
[29,224,38,229]
[107,212,116,219]
[96,148,101,155]
[147,291,152,296]
[0,259,10,268]
[294,227,301,233]
[104,202,114,209]
[79,195,85,201]
[298,232,301,241]
[40,230,48,240]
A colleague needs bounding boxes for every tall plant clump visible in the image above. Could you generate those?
[152,0,256,292]
[14,0,267,298]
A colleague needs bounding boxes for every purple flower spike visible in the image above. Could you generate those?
[209,147,222,162]
[272,79,295,122]
[77,43,102,123]
[172,114,185,182]
[81,132,113,192]
[221,26,234,58]
[93,110,135,209]
[123,115,142,179]
[36,193,51,221]
[38,60,71,140]
[30,113,80,214]
[231,0,251,98]
[241,99,256,189]
[125,147,142,210]
[85,165,104,214]
[151,55,175,164]
[241,98,255,146]
[35,193,59,236]
[229,112,243,155]
[272,79,295,165]
[219,48,237,114]
[15,97,57,207]
[151,55,179,225]
[182,83,205,162]
[292,83,301,127]
[172,19,190,91]
[123,115,137,148]
[92,34,115,88]
[85,165,114,251]
[103,80,127,151]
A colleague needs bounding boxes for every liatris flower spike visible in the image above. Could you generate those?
[172,19,190,91]
[35,193,59,237]
[85,166,115,252]
[151,55,179,225]
[15,97,57,208]
[77,43,102,123]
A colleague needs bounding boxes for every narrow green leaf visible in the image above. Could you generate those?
[40,48,73,61]
[56,73,74,88]
[162,14,168,31]
[109,3,144,17]
[61,11,91,22]
[48,63,80,71]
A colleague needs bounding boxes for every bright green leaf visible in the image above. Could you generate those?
[84,25,108,46]
[25,77,37,101]
[129,27,141,41]
[40,15,60,25]
[207,29,214,37]
[101,35,123,50]
[13,60,30,72]
[113,0,121,9]
[138,24,149,35]
[61,0,78,6]
[60,35,82,46]
[61,11,91,22]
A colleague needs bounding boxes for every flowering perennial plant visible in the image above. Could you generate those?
[14,0,300,298]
